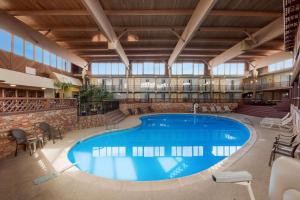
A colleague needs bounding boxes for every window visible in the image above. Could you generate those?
[132,63,143,75]
[182,63,193,74]
[154,63,165,75]
[57,56,63,70]
[66,61,71,72]
[43,50,50,65]
[13,35,23,56]
[35,46,43,63]
[91,62,126,75]
[213,63,245,76]
[268,59,293,72]
[0,29,11,52]
[91,63,99,74]
[25,41,34,60]
[144,62,154,74]
[50,53,57,68]
[194,63,204,75]
[172,62,204,75]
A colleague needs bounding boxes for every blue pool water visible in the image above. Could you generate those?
[68,114,250,181]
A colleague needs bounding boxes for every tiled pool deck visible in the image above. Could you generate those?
[0,113,287,200]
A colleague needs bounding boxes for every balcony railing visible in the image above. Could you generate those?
[120,98,242,104]
[101,84,244,93]
[0,98,77,115]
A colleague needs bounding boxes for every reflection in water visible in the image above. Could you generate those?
[69,114,250,181]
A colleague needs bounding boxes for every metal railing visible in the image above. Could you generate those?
[78,100,119,116]
[120,98,242,104]
[0,98,77,115]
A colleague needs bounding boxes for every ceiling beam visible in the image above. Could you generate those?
[168,0,218,67]
[208,17,284,67]
[8,9,281,17]
[81,0,129,67]
[80,54,265,58]
[37,26,259,32]
[55,38,242,43]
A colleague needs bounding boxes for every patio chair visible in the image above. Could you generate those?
[136,107,144,114]
[223,105,232,113]
[127,108,135,115]
[38,122,62,144]
[273,134,298,148]
[269,141,300,166]
[10,128,37,156]
[210,106,217,113]
[215,105,224,113]
[147,106,155,113]
[202,106,208,113]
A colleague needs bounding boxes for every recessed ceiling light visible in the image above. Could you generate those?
[10,84,16,87]
[41,87,46,90]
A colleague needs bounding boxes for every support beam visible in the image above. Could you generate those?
[208,17,284,67]
[167,0,218,67]
[251,51,292,69]
[36,26,259,32]
[8,9,281,17]
[80,0,129,67]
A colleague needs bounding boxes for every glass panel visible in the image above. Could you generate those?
[230,63,237,75]
[119,63,125,75]
[43,50,50,65]
[13,35,23,56]
[160,63,165,75]
[237,63,245,75]
[105,63,111,75]
[25,41,34,60]
[50,53,57,68]
[218,64,224,75]
[284,59,293,68]
[0,29,11,52]
[144,62,154,74]
[91,63,99,74]
[132,63,138,75]
[99,63,106,74]
[57,56,63,70]
[177,63,183,75]
[171,63,177,75]
[111,63,118,75]
[182,62,193,74]
[35,46,43,63]
[224,64,230,75]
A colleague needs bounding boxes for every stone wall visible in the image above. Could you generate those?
[120,102,238,115]
[0,108,77,158]
[77,114,106,129]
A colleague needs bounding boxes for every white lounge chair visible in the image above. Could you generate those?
[261,113,290,124]
[260,113,290,128]
[215,106,223,113]
[202,106,208,113]
[223,105,232,113]
[210,106,217,113]
[261,116,292,130]
[212,171,255,200]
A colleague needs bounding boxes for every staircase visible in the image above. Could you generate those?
[104,110,126,125]
[237,105,288,118]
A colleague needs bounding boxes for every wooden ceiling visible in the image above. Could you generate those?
[0,0,284,63]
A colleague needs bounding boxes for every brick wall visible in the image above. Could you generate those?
[120,102,238,115]
[0,108,77,158]
[77,114,106,129]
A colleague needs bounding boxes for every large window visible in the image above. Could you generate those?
[91,62,126,75]
[13,35,23,56]
[25,41,34,60]
[171,62,204,75]
[0,29,11,52]
[0,27,72,72]
[268,59,293,72]
[132,62,165,75]
[213,63,245,76]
